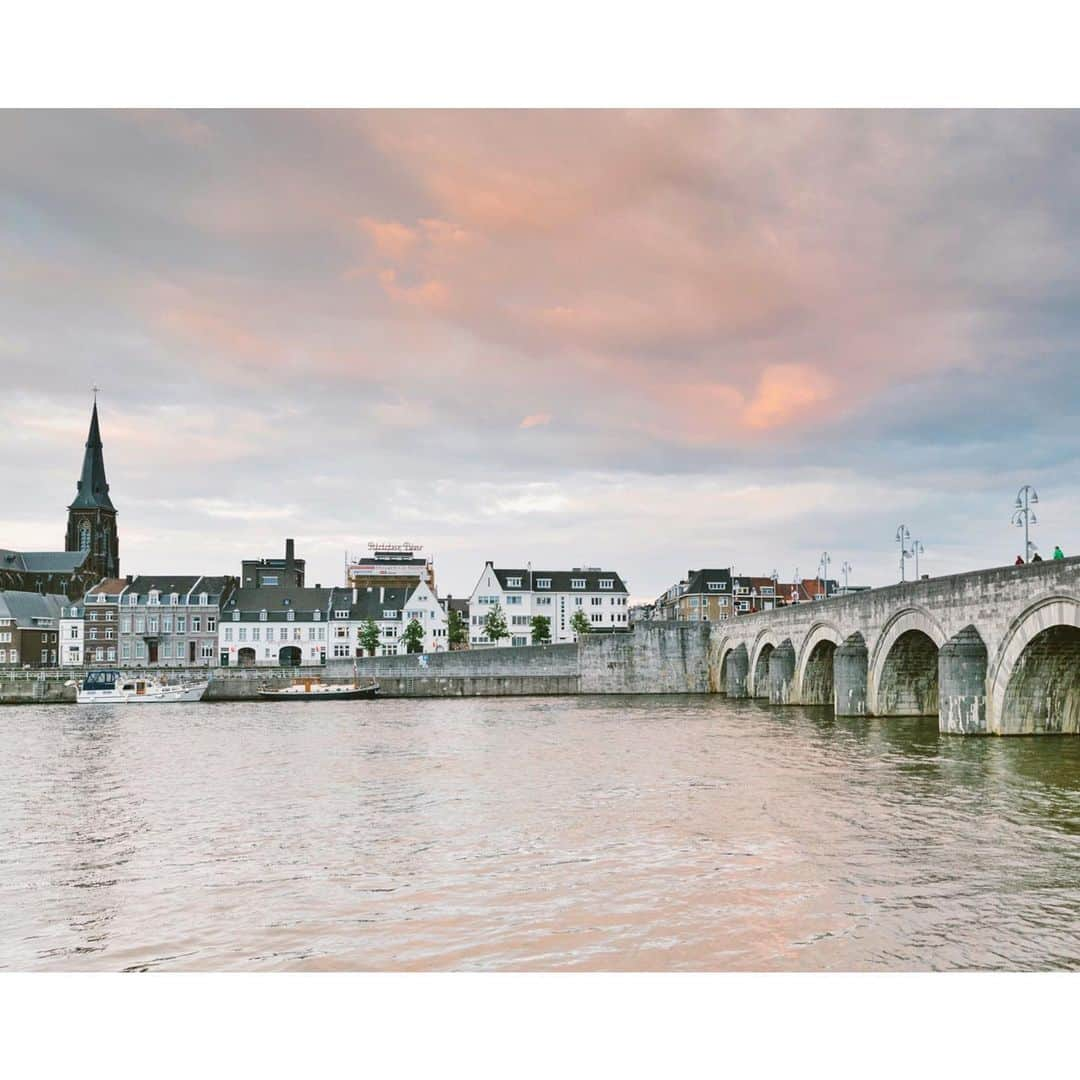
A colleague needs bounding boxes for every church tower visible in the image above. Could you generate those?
[65,399,119,581]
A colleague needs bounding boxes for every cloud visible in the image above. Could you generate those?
[519,412,552,429]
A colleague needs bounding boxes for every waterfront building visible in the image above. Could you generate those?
[347,543,435,592]
[117,575,236,667]
[221,585,332,667]
[78,577,126,665]
[241,537,305,589]
[59,601,84,666]
[0,591,65,667]
[468,562,630,647]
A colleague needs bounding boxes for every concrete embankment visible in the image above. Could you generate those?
[0,625,713,703]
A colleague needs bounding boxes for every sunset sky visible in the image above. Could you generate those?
[3,110,1079,600]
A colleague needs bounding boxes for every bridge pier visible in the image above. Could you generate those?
[833,633,868,716]
[768,640,797,705]
[939,626,988,734]
[725,644,749,698]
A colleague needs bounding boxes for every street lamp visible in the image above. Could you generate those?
[1011,484,1039,562]
[896,525,911,582]
[911,540,925,580]
[818,551,831,599]
[841,561,852,591]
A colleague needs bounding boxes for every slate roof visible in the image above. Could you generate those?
[683,568,733,594]
[0,591,66,626]
[489,567,629,593]
[123,575,235,603]
[221,585,415,623]
[0,549,90,573]
[68,402,115,512]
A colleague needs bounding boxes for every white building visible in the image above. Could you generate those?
[468,562,630,647]
[59,602,84,666]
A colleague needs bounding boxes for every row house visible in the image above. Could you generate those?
[468,562,630,647]
[68,577,127,665]
[116,575,236,667]
[219,581,450,667]
[0,591,64,667]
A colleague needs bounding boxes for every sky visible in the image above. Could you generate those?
[2,109,1080,602]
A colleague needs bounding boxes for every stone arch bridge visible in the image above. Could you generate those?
[708,557,1080,735]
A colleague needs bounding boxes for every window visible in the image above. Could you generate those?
[207,617,217,632]
[335,626,348,639]
[591,613,603,623]
[262,575,278,586]
[507,577,522,588]
[383,610,397,619]
[148,616,159,633]
[127,594,138,606]
[122,643,131,659]
[308,627,317,640]
[511,615,529,626]
[121,616,131,633]
[536,596,552,606]
[252,627,261,641]
[536,578,551,589]
[265,627,274,641]
[191,616,201,633]
[135,617,145,633]
[79,523,91,552]
[259,609,268,622]
[334,610,349,619]
[148,591,160,605]
[293,628,301,641]
[708,581,726,591]
[599,579,613,590]
[170,593,179,605]
[224,627,233,642]
[135,642,145,659]
[163,615,173,633]
[287,610,295,622]
[332,643,351,658]
[511,635,527,647]
[571,578,585,589]
[239,627,247,642]
[505,595,522,605]
[313,610,321,621]
[199,593,208,607]
[591,597,602,606]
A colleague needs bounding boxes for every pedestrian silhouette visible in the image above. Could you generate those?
[1032,552,1044,562]
[1015,555,1025,566]
[1054,545,1065,560]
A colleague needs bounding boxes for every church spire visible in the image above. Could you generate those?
[68,399,115,511]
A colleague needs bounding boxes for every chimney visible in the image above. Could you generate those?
[285,538,295,579]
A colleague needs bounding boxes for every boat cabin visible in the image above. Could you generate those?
[82,669,119,691]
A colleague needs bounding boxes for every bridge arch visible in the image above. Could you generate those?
[989,596,1080,734]
[796,622,845,706]
[749,630,782,699]
[869,607,947,717]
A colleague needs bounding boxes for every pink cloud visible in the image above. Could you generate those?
[519,412,552,429]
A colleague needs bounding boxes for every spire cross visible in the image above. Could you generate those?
[92,385,99,403]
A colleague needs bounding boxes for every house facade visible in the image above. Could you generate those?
[468,562,630,647]
[117,575,236,667]
[0,592,65,667]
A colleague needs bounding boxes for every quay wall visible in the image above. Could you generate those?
[580,622,711,694]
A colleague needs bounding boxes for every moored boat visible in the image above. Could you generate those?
[258,677,379,701]
[68,669,208,704]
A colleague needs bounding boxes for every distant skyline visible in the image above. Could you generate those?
[3,110,1080,601]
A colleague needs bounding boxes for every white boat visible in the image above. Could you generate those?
[68,669,208,704]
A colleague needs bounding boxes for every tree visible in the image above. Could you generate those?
[570,609,591,639]
[358,619,381,657]
[402,618,425,654]
[483,603,508,645]
[530,614,551,645]
[447,607,468,649]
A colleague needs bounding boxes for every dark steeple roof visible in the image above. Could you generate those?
[68,401,115,512]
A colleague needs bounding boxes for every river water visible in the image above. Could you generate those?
[3,695,1080,971]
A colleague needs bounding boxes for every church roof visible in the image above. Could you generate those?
[0,549,89,573]
[68,402,115,512]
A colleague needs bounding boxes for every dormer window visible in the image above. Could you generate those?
[313,610,321,621]
[148,591,160,605]
[383,610,398,619]
[199,592,208,607]
[333,609,349,619]
[507,576,522,588]
[259,609,268,621]
[571,578,585,590]
[599,579,613,590]
[707,582,726,592]
[170,593,178,605]
[536,578,551,589]
[287,610,295,621]
[127,594,138,606]
[233,611,240,621]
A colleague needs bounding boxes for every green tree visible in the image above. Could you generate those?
[359,619,381,657]
[570,609,591,639]
[446,607,468,649]
[483,602,508,645]
[402,618,425,654]
[530,614,551,645]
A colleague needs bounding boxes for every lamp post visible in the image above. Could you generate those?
[1011,485,1039,562]
[911,540,925,580]
[841,561,852,591]
[819,551,831,599]
[896,525,911,582]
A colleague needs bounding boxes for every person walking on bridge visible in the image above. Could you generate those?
[1015,554,1025,566]
[1054,545,1065,560]
[1032,552,1044,562]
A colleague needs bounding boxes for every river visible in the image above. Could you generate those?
[3,695,1080,971]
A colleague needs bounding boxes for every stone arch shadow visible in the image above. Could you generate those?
[795,622,845,706]
[868,607,947,717]
[749,631,782,699]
